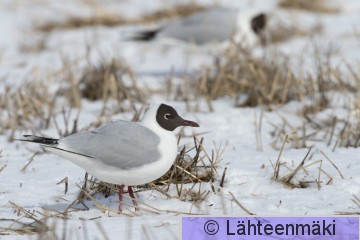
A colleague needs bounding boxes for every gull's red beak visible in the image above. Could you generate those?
[180,119,200,127]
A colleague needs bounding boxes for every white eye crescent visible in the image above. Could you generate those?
[164,113,171,120]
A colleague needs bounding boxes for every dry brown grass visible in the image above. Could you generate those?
[303,110,360,149]
[271,135,343,189]
[279,0,340,14]
[2,202,51,236]
[268,101,360,150]
[77,58,144,103]
[0,149,5,174]
[18,33,49,53]
[35,14,128,32]
[268,20,323,44]
[35,3,209,32]
[0,54,147,141]
[2,201,111,238]
[136,3,210,24]
[169,40,358,114]
[0,80,56,141]
[189,48,322,108]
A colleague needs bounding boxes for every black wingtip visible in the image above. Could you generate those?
[17,135,59,145]
[132,29,159,41]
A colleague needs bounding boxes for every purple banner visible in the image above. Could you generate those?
[182,216,359,240]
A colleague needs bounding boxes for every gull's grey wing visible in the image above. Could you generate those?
[58,120,161,170]
[159,8,238,44]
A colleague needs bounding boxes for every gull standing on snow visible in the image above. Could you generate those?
[19,104,199,211]
[132,8,267,47]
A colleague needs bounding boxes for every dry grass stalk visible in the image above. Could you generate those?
[351,194,360,208]
[279,0,340,14]
[35,3,209,32]
[56,177,69,194]
[271,136,327,189]
[20,152,42,173]
[254,111,263,152]
[279,146,312,186]
[272,135,289,180]
[0,164,5,173]
[0,149,5,173]
[219,167,227,187]
[334,211,360,215]
[320,150,344,179]
[53,107,81,138]
[229,191,255,215]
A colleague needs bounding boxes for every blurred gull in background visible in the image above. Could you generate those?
[131,8,267,48]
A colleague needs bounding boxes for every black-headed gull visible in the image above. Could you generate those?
[133,8,267,47]
[19,104,199,211]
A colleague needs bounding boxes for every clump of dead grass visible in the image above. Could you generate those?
[279,0,340,14]
[18,33,49,53]
[76,58,144,103]
[57,56,146,124]
[2,201,110,239]
[2,202,51,236]
[271,135,343,189]
[268,20,323,44]
[35,3,210,32]
[191,47,319,108]
[304,110,360,149]
[179,41,357,112]
[55,51,147,114]
[268,101,360,151]
[0,80,55,141]
[35,14,128,32]
[0,54,147,141]
[136,3,209,24]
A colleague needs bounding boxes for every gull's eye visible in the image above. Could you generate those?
[164,113,171,120]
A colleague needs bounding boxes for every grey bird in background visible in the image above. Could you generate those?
[132,8,267,47]
[18,104,199,211]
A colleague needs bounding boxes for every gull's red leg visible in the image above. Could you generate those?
[128,186,138,211]
[118,184,125,212]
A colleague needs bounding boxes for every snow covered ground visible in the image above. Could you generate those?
[0,0,359,239]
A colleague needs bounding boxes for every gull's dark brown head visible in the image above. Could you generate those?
[156,104,199,131]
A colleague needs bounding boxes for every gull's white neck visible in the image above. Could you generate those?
[234,11,258,48]
[139,104,178,184]
[140,104,177,144]
[141,105,168,134]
